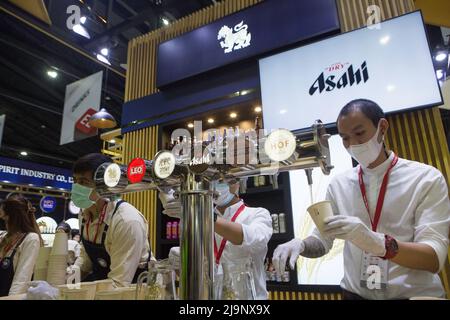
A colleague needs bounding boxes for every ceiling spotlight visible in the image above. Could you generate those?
[96,54,111,65]
[109,139,116,144]
[436,69,444,80]
[188,123,194,128]
[435,52,448,62]
[240,90,249,95]
[230,113,237,119]
[80,16,87,24]
[73,24,91,39]
[379,35,390,45]
[100,48,109,56]
[46,186,53,189]
[20,151,28,156]
[254,106,262,113]
[207,118,214,124]
[47,70,58,78]
[162,18,170,26]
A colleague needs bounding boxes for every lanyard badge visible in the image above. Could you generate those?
[358,154,398,290]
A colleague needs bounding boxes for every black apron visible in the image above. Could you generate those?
[0,233,27,296]
[81,201,149,283]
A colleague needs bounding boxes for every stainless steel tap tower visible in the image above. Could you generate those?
[94,121,333,300]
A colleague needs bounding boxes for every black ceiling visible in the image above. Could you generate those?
[0,0,221,169]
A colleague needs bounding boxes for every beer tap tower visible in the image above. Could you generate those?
[94,121,333,300]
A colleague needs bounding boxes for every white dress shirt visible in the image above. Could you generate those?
[75,200,151,287]
[0,232,40,296]
[215,200,273,300]
[312,152,450,299]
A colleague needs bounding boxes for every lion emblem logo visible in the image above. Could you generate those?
[218,21,251,54]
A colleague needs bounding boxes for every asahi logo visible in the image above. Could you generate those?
[309,61,370,96]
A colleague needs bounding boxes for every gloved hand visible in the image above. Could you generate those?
[26,281,59,300]
[322,215,386,256]
[169,246,180,270]
[272,238,305,275]
[158,189,181,218]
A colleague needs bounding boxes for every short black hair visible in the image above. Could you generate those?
[71,229,80,238]
[73,153,112,178]
[337,99,385,127]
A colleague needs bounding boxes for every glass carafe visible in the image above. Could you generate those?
[220,257,257,300]
[136,259,178,300]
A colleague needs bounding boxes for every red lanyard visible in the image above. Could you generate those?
[214,203,246,265]
[358,154,398,231]
[85,203,108,243]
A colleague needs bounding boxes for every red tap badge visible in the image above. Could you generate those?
[75,108,97,135]
[127,158,146,183]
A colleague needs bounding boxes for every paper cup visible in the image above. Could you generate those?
[307,200,333,233]
[35,247,52,268]
[60,288,89,300]
[95,290,122,300]
[51,232,68,256]
[33,268,48,281]
[80,282,97,300]
[95,279,114,292]
[117,287,136,300]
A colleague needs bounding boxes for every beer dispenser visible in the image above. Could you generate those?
[93,121,333,300]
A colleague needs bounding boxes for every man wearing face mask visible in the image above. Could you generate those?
[70,153,152,286]
[159,179,273,299]
[273,99,450,300]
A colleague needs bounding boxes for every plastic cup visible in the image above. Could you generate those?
[117,287,136,300]
[80,282,97,300]
[95,279,114,292]
[50,232,68,256]
[35,247,52,268]
[95,290,122,300]
[306,200,333,234]
[60,288,89,300]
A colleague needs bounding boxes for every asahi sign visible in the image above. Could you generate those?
[309,61,369,96]
[260,12,442,132]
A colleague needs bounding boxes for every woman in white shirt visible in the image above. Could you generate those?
[0,194,42,296]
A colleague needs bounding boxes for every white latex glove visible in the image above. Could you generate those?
[169,246,180,270]
[26,281,59,300]
[322,215,386,256]
[272,238,305,275]
[158,189,182,218]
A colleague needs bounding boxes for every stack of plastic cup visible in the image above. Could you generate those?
[116,287,136,300]
[94,279,114,292]
[46,232,68,286]
[33,247,51,281]
[95,289,123,300]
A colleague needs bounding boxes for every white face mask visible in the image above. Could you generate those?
[213,182,235,207]
[346,122,384,168]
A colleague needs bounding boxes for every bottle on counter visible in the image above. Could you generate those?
[271,214,279,234]
[259,175,266,186]
[166,222,172,239]
[171,221,178,240]
[278,213,286,233]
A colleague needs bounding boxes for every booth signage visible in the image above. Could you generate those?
[60,71,102,145]
[40,196,57,213]
[260,11,443,132]
[104,163,121,187]
[156,0,340,87]
[127,158,146,183]
[0,156,73,189]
